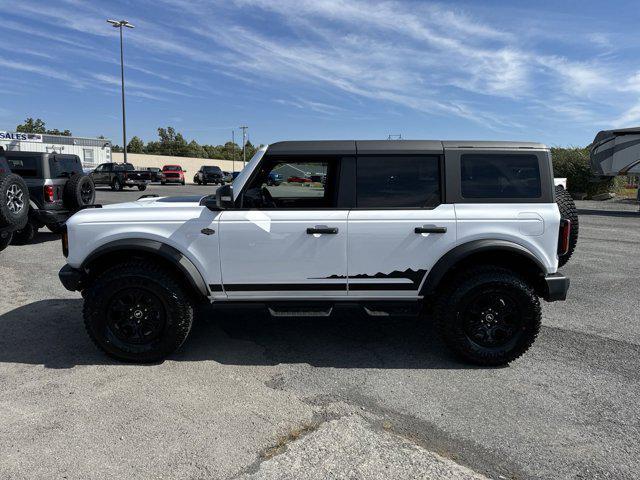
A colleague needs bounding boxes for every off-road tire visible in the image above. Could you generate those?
[0,172,29,229]
[11,219,37,245]
[433,266,541,366]
[0,231,12,252]
[63,173,95,209]
[555,185,578,267]
[137,184,147,191]
[46,223,65,234]
[83,261,194,362]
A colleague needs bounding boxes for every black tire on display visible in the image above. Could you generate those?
[0,231,12,252]
[0,172,29,230]
[555,185,578,267]
[83,261,194,363]
[63,174,95,209]
[11,219,37,245]
[433,266,541,366]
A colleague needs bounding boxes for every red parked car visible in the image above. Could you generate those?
[287,176,312,183]
[161,165,186,185]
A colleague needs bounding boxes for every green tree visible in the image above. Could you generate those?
[16,118,46,134]
[127,136,145,153]
[16,118,72,136]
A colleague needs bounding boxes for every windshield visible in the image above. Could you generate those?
[163,165,181,171]
[232,145,267,194]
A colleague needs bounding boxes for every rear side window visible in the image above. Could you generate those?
[49,156,82,178]
[356,156,440,208]
[461,154,541,199]
[6,154,41,177]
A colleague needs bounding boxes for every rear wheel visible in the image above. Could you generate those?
[83,262,194,362]
[433,266,541,366]
[112,178,123,191]
[0,231,12,252]
[137,184,147,191]
[555,186,578,267]
[11,218,37,245]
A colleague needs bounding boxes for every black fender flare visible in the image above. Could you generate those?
[421,239,546,295]
[82,238,209,297]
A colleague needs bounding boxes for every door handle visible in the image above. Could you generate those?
[414,226,447,234]
[201,228,216,235]
[307,226,338,234]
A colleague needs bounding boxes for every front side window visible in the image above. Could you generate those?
[461,154,541,199]
[241,157,338,209]
[356,156,440,208]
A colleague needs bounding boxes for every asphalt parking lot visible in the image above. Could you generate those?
[1,184,639,479]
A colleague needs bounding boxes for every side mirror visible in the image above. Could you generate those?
[216,183,234,209]
[199,194,218,211]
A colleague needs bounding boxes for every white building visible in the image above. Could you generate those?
[0,131,112,168]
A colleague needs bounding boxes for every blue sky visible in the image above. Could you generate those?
[2,0,640,147]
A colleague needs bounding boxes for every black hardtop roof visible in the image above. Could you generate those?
[267,140,547,155]
[592,127,640,146]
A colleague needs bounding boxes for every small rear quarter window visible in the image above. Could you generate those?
[461,154,541,199]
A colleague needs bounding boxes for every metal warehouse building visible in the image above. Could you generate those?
[0,131,112,168]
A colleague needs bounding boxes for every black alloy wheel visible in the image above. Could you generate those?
[106,287,166,346]
[460,290,522,348]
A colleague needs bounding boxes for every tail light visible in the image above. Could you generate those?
[44,185,55,202]
[558,219,571,256]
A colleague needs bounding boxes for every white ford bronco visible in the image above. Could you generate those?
[59,140,573,366]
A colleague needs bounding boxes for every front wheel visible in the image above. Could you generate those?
[181,180,185,186]
[433,266,541,366]
[83,262,194,362]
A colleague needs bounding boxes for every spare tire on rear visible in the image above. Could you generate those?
[63,173,95,210]
[555,185,579,267]
[0,172,29,230]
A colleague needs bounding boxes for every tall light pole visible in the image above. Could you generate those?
[239,125,248,167]
[107,19,134,164]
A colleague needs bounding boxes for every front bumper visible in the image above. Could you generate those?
[543,273,570,302]
[59,264,84,291]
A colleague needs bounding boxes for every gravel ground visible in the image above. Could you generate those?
[0,186,638,479]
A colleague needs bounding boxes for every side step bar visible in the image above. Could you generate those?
[268,306,333,317]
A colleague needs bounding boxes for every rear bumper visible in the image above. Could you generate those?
[543,273,570,302]
[59,264,84,291]
[33,208,71,225]
[124,179,148,186]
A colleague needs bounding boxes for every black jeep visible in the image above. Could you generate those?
[4,151,95,245]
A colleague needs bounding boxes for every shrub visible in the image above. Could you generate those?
[550,147,619,197]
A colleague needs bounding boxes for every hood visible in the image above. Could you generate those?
[99,195,203,210]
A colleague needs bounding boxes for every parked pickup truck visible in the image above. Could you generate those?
[90,162,150,191]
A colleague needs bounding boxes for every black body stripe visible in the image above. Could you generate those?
[224,283,347,291]
[349,283,417,291]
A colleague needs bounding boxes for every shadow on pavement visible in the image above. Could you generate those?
[0,299,472,370]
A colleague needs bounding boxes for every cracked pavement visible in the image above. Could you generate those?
[0,186,638,479]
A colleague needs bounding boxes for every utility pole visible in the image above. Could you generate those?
[107,19,134,164]
[231,130,236,173]
[239,125,248,167]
